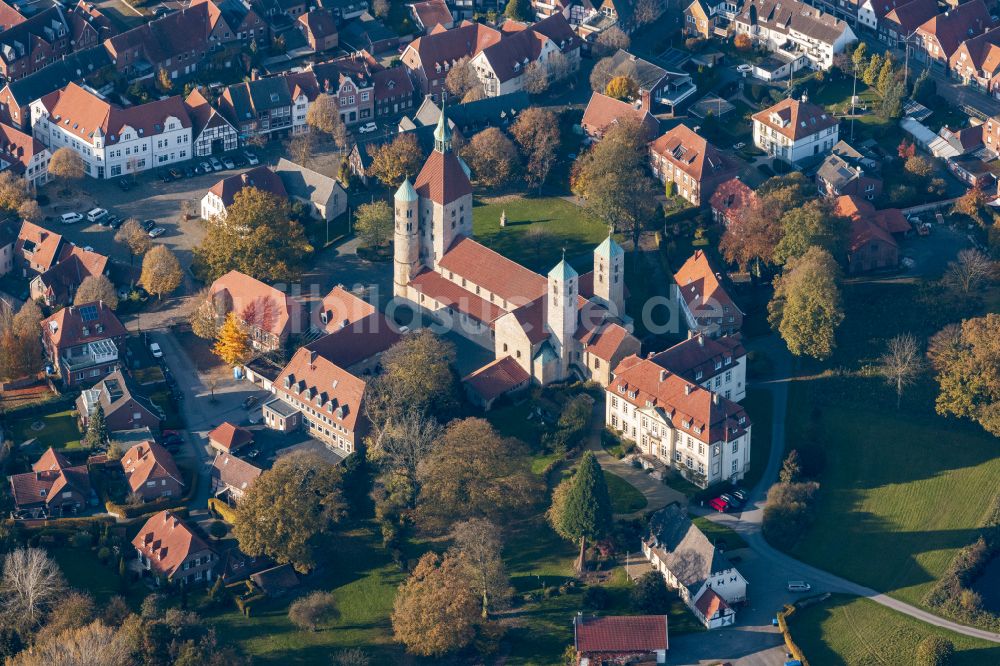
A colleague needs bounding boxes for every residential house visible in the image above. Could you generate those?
[76,368,163,432]
[210,452,262,504]
[751,94,839,164]
[709,177,755,226]
[217,73,315,142]
[302,310,401,376]
[68,0,116,49]
[674,250,743,338]
[684,0,739,39]
[250,563,299,594]
[195,0,268,48]
[0,1,23,32]
[274,157,347,221]
[208,269,306,351]
[309,51,414,124]
[30,245,108,307]
[0,121,49,187]
[31,83,193,179]
[816,139,882,199]
[9,448,92,518]
[208,422,254,453]
[578,0,667,40]
[318,0,368,22]
[297,8,338,52]
[835,194,910,273]
[0,6,73,82]
[929,123,984,159]
[949,26,1000,94]
[604,49,696,114]
[133,510,217,585]
[341,11,399,54]
[581,92,659,142]
[314,284,375,333]
[648,124,736,206]
[42,301,127,386]
[573,615,669,665]
[374,66,415,118]
[879,0,937,45]
[15,220,63,275]
[0,46,112,131]
[643,505,747,628]
[121,441,185,501]
[201,165,287,220]
[734,0,856,71]
[102,4,213,81]
[607,345,751,487]
[912,0,991,67]
[185,88,239,157]
[649,332,748,403]
[410,0,454,32]
[0,216,16,275]
[469,14,582,97]
[400,20,503,101]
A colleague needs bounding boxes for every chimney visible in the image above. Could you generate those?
[698,336,705,347]
[801,91,808,104]
[684,384,693,395]
[308,349,317,367]
[687,329,694,339]
[713,392,720,405]
[659,369,668,382]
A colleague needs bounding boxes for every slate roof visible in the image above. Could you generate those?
[646,504,735,597]
[211,452,262,493]
[304,312,401,369]
[274,157,343,207]
[608,49,668,91]
[2,46,111,108]
[0,6,70,66]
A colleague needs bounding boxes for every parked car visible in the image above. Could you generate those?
[149,342,163,358]
[233,154,248,168]
[158,169,173,183]
[109,217,124,230]
[244,151,259,165]
[209,157,223,171]
[242,395,259,409]
[86,207,108,223]
[736,64,752,73]
[731,488,748,503]
[733,142,746,150]
[117,178,132,191]
[787,581,811,592]
[60,212,83,224]
[148,227,166,238]
[709,497,728,512]
[100,214,116,227]
[221,156,236,169]
[199,161,213,173]
[141,219,156,231]
[359,122,378,134]
[183,165,195,178]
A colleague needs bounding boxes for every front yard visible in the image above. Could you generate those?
[10,408,82,449]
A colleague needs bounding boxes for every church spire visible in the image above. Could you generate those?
[434,107,452,153]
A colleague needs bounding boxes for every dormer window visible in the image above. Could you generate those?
[724,356,732,365]
[695,371,703,380]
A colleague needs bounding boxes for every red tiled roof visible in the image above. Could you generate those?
[405,20,502,72]
[916,0,991,59]
[298,8,337,39]
[409,268,506,325]
[411,0,453,30]
[0,1,25,31]
[477,14,579,84]
[132,510,213,579]
[413,149,471,204]
[462,355,529,402]
[650,333,745,384]
[34,447,70,472]
[649,123,730,182]
[11,447,90,509]
[208,422,254,451]
[319,285,376,332]
[436,236,546,305]
[208,166,287,208]
[575,320,633,362]
[835,194,909,252]
[0,121,43,170]
[674,250,742,331]
[16,221,63,271]
[695,587,730,619]
[209,270,305,341]
[185,87,235,135]
[274,347,368,431]
[42,300,127,350]
[574,615,668,654]
[121,441,183,493]
[883,0,938,34]
[373,66,414,102]
[752,97,837,141]
[582,92,659,139]
[710,177,755,220]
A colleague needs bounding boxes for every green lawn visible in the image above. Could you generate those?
[741,388,773,491]
[605,473,648,514]
[10,409,82,449]
[471,197,609,273]
[788,594,1000,665]
[692,516,748,551]
[51,546,146,608]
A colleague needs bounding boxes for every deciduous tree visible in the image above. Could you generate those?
[391,552,479,656]
[719,200,782,275]
[416,418,539,532]
[942,248,995,296]
[773,199,846,264]
[139,245,183,299]
[286,132,314,167]
[450,518,511,617]
[354,200,393,248]
[212,312,251,367]
[195,187,311,282]
[863,53,881,86]
[594,26,629,57]
[0,548,66,632]
[630,570,670,613]
[461,127,521,189]
[851,42,868,74]
[590,56,617,92]
[876,55,895,95]
[503,0,532,22]
[115,218,151,263]
[605,75,637,100]
[927,314,1000,436]
[306,94,347,148]
[445,56,480,100]
[547,451,613,572]
[48,148,85,191]
[522,61,549,95]
[369,133,424,187]
[288,591,339,631]
[767,246,844,360]
[547,50,573,86]
[190,288,224,340]
[915,636,955,666]
[734,32,752,51]
[880,333,925,408]
[372,0,389,17]
[234,451,346,572]
[511,107,560,191]
[367,409,442,482]
[954,183,988,226]
[0,171,33,214]
[8,620,130,666]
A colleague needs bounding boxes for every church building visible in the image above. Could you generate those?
[392,112,641,397]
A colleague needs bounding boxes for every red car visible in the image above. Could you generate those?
[709,497,728,512]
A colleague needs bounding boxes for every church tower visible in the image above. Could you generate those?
[593,233,625,317]
[547,255,578,377]
[393,177,420,297]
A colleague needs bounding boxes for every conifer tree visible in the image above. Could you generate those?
[83,406,108,449]
[548,451,613,571]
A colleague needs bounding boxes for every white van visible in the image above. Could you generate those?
[60,212,83,224]
[86,207,108,223]
[787,581,811,592]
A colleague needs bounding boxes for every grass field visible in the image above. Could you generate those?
[782,280,1000,607]
[51,546,146,608]
[789,594,1000,665]
[471,196,609,273]
[10,409,81,449]
[605,472,648,514]
[692,516,749,551]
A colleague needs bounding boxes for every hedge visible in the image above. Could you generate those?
[0,393,79,419]
[777,603,810,665]
[208,498,238,524]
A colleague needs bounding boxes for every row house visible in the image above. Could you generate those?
[684,0,739,39]
[0,6,72,82]
[648,123,736,207]
[30,82,193,179]
[912,0,991,68]
[877,0,935,45]
[133,511,217,585]
[401,20,503,102]
[103,4,212,82]
[605,49,696,114]
[309,50,415,124]
[185,87,239,157]
[0,120,50,187]
[297,8,338,52]
[41,300,127,386]
[949,24,1000,95]
[606,348,752,488]
[317,0,368,22]
[208,269,306,351]
[9,448,92,518]
[674,250,743,339]
[469,14,582,97]
[751,94,839,163]
[217,72,316,141]
[68,0,116,50]
[734,0,856,71]
[196,0,268,48]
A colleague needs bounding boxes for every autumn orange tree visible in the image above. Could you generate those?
[213,312,251,367]
[605,75,637,100]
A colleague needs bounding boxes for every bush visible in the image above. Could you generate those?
[762,481,820,549]
[97,546,111,563]
[914,636,954,666]
[582,585,610,610]
[288,591,339,631]
[209,521,227,538]
[208,497,238,524]
[630,571,670,613]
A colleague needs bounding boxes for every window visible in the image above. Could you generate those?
[732,440,739,454]
[731,460,738,473]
